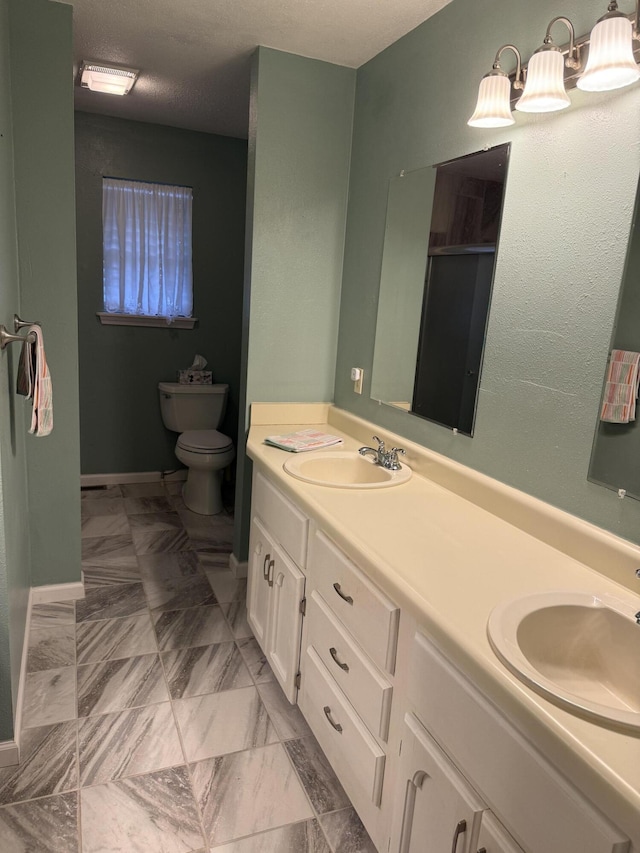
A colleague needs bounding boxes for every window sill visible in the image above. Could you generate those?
[97,313,197,329]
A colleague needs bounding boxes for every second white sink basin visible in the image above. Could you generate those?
[283,450,412,489]
[488,591,640,730]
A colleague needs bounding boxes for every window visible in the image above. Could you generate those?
[101,178,194,326]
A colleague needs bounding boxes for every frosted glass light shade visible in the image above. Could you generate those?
[468,74,514,127]
[577,16,640,91]
[516,49,570,112]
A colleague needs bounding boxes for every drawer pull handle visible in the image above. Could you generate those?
[263,554,271,581]
[323,705,343,733]
[333,582,354,605]
[477,848,487,853]
[329,647,349,672]
[451,820,467,853]
[267,559,275,587]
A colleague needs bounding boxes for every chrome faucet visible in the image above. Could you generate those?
[359,436,406,470]
[358,435,384,464]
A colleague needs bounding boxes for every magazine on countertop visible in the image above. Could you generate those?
[264,428,344,453]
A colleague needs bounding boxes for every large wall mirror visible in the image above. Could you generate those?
[589,174,640,500]
[371,143,510,436]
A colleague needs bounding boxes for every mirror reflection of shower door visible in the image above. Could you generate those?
[372,142,509,431]
[412,252,494,435]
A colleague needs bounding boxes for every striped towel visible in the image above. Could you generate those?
[17,325,53,436]
[600,349,640,423]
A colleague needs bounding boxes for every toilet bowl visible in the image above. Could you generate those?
[158,382,235,515]
[175,430,235,515]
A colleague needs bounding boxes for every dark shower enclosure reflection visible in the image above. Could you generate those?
[412,144,510,435]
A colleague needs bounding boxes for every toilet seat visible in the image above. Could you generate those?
[177,429,233,454]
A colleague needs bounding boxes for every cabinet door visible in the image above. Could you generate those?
[393,712,485,853]
[476,813,524,853]
[267,541,305,703]
[246,516,276,650]
[407,633,630,853]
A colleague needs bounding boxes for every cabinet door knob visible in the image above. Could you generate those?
[323,705,343,733]
[333,582,354,605]
[329,647,349,672]
[451,820,467,853]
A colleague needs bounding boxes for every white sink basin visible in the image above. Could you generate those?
[488,591,640,730]
[283,450,412,489]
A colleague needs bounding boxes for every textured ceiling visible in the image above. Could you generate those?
[57,0,453,139]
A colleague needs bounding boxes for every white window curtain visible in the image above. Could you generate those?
[103,178,193,320]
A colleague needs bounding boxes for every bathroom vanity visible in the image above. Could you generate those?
[245,403,640,853]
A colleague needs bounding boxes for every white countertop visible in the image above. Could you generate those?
[246,405,640,845]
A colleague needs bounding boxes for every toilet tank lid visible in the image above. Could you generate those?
[158,382,228,395]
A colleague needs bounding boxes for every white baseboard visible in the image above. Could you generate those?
[3,577,86,770]
[0,740,19,768]
[229,553,248,578]
[162,470,188,482]
[81,470,187,487]
[9,586,33,766]
[31,578,85,604]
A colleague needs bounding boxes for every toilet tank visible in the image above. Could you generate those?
[158,383,228,432]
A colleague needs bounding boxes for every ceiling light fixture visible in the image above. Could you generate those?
[79,61,139,96]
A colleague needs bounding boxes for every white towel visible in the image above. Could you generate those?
[25,325,53,437]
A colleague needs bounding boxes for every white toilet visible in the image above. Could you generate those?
[158,382,235,515]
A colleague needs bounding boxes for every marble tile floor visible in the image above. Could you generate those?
[0,481,376,852]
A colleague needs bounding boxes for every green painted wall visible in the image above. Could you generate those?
[10,0,80,587]
[233,48,356,561]
[0,0,29,741]
[74,113,247,475]
[0,0,78,739]
[335,0,640,544]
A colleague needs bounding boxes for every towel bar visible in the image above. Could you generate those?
[0,326,36,350]
[13,313,40,332]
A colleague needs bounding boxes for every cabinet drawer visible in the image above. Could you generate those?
[253,471,308,568]
[310,530,399,673]
[408,632,629,853]
[307,591,392,740]
[300,647,386,807]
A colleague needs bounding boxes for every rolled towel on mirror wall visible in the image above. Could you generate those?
[600,349,640,424]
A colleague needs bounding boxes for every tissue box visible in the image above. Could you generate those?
[177,370,213,385]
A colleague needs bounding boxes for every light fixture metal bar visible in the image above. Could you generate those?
[508,8,640,105]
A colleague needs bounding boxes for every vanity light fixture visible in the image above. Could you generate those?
[577,1,640,91]
[515,17,580,113]
[79,61,139,96]
[469,4,640,126]
[468,45,524,127]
